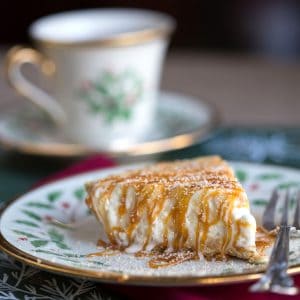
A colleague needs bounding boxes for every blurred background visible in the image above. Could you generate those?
[1,0,300,126]
[1,0,300,59]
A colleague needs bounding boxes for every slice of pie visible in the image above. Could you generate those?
[85,156,261,266]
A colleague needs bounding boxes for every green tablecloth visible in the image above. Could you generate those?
[1,127,300,299]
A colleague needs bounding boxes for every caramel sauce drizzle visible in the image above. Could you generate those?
[85,156,264,268]
[255,226,275,255]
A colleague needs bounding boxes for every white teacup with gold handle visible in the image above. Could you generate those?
[5,9,175,148]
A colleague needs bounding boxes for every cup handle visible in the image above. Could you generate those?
[5,46,66,125]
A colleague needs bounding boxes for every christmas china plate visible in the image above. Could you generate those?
[0,91,217,157]
[1,162,300,286]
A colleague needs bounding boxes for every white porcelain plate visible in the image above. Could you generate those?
[0,91,217,157]
[1,162,300,286]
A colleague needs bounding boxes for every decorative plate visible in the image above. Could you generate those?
[0,91,217,157]
[1,162,300,286]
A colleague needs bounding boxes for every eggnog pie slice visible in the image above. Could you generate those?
[85,156,261,267]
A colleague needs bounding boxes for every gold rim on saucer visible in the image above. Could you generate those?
[0,92,219,157]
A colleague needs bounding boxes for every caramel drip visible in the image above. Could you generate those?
[198,189,210,251]
[220,193,235,256]
[169,187,189,250]
[134,185,154,236]
[255,226,274,254]
[217,198,228,257]
[97,239,109,247]
[195,213,201,255]
[177,192,190,249]
[85,196,92,208]
[209,191,223,226]
[142,187,158,250]
[163,208,172,248]
[150,186,167,222]
[142,185,167,250]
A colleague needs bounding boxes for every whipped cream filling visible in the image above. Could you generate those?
[92,183,257,258]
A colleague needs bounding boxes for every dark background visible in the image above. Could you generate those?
[1,0,300,59]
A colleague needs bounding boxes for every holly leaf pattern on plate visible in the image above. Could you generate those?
[235,169,247,182]
[13,230,39,239]
[252,199,268,206]
[48,228,70,250]
[26,201,54,209]
[31,240,48,247]
[48,191,62,202]
[15,220,39,228]
[21,210,41,221]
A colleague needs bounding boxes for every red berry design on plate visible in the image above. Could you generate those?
[61,202,70,209]
[249,183,259,191]
[44,215,53,222]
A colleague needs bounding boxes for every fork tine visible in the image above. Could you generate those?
[263,189,279,230]
[293,190,300,229]
[281,189,289,226]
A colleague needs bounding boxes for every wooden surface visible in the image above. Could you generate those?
[1,47,300,125]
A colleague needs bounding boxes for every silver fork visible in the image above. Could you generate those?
[249,189,300,295]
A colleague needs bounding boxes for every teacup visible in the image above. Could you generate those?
[5,9,175,148]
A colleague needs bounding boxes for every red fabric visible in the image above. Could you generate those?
[34,155,115,187]
[36,155,300,300]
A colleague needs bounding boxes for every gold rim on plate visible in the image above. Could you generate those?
[1,197,300,286]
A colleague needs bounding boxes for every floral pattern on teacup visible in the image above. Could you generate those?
[78,69,144,123]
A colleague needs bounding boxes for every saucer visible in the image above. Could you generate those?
[0,91,218,157]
